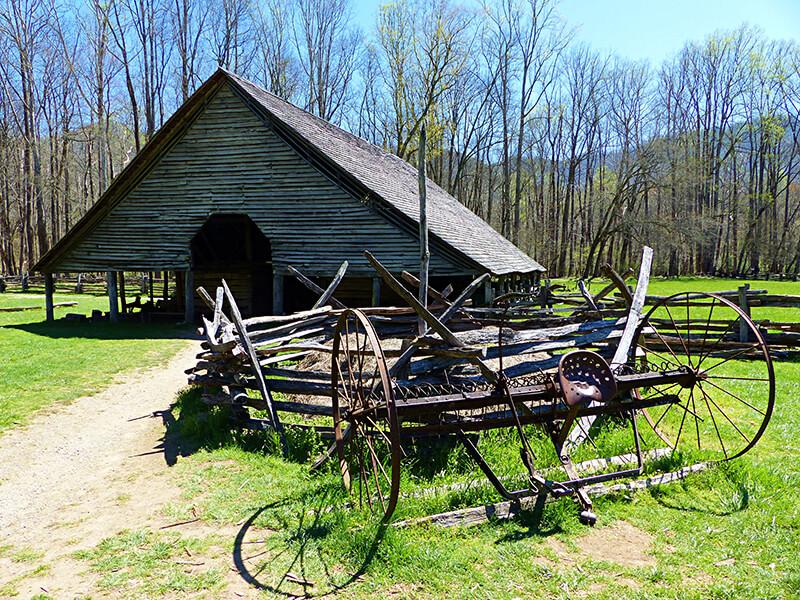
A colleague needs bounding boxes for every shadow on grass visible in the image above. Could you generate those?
[232,494,388,597]
[647,461,754,516]
[4,319,197,341]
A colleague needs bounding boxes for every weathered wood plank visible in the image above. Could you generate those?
[223,279,288,456]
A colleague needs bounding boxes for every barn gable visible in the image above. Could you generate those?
[49,83,467,278]
[35,70,544,318]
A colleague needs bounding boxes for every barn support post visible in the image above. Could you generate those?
[372,277,381,307]
[107,270,119,322]
[273,273,284,315]
[148,272,154,302]
[118,271,127,314]
[185,269,194,322]
[483,277,494,306]
[45,272,54,322]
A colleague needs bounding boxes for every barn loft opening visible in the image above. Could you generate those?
[191,213,272,317]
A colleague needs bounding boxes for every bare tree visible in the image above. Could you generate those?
[292,0,361,122]
[252,0,299,100]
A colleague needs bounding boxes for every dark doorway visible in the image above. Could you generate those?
[191,214,272,317]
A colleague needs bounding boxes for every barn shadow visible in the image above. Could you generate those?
[4,319,197,341]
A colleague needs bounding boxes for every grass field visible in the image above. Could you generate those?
[0,293,187,432]
[3,277,800,598]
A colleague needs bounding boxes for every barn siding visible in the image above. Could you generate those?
[55,84,469,277]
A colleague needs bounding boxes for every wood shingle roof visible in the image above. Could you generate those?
[35,69,544,277]
[225,71,545,277]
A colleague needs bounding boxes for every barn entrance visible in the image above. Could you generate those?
[190,214,272,317]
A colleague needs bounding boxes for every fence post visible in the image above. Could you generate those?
[184,269,194,322]
[738,284,751,343]
[540,278,550,308]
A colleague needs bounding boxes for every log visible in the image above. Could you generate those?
[287,264,347,310]
[402,270,453,308]
[392,462,707,529]
[243,306,334,328]
[314,261,349,309]
[366,250,497,383]
[223,279,288,456]
[201,392,336,415]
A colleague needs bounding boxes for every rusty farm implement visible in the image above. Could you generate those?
[190,248,775,525]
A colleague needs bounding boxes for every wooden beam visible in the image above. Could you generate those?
[273,273,284,315]
[313,261,348,309]
[287,264,347,310]
[222,279,288,457]
[118,271,127,314]
[107,270,119,323]
[402,271,451,307]
[738,284,751,342]
[372,277,381,307]
[184,270,194,322]
[45,272,54,322]
[418,123,429,336]
[365,251,498,384]
[600,264,633,307]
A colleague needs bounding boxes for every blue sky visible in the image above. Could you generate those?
[351,0,800,66]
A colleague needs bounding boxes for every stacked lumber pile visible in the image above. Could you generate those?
[185,253,641,443]
[186,248,799,451]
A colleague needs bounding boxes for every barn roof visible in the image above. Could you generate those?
[35,69,544,276]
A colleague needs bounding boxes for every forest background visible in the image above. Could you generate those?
[1,0,798,279]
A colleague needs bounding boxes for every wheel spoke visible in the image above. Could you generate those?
[697,297,717,361]
[364,413,394,448]
[699,385,729,459]
[696,318,737,370]
[638,382,681,402]
[701,343,762,373]
[701,378,767,416]
[641,345,685,370]
[700,385,753,444]
[649,327,684,368]
[705,374,771,382]
[691,389,700,450]
[664,303,692,367]
[685,295,693,368]
[652,399,676,431]
[364,432,392,487]
[672,390,690,451]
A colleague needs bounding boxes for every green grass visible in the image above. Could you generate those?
[4,278,799,598]
[0,292,188,432]
[74,529,224,596]
[147,353,800,599]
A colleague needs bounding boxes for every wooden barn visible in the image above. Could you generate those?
[34,69,544,321]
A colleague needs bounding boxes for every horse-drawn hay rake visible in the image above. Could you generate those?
[191,249,775,525]
[329,290,774,524]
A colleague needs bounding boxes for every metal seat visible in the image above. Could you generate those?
[558,350,617,406]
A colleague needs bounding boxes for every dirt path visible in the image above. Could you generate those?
[0,339,254,597]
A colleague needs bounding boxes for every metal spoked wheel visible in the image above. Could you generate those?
[331,308,401,523]
[631,292,775,461]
